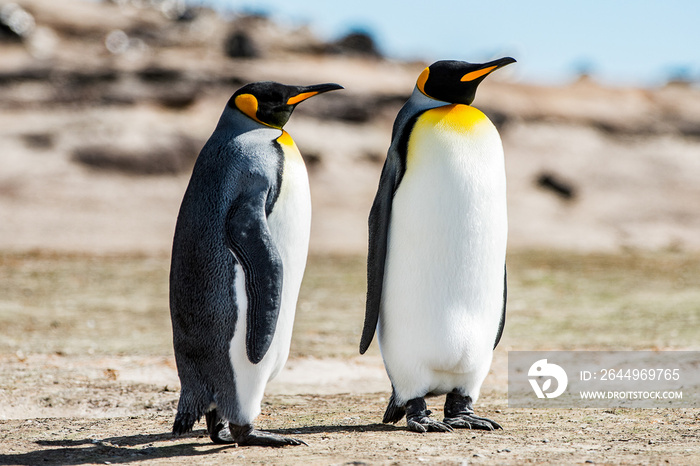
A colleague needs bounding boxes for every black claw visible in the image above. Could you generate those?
[443,391,502,431]
[406,419,427,433]
[443,414,501,431]
[407,416,454,433]
[230,423,307,447]
[470,413,503,430]
[405,397,454,433]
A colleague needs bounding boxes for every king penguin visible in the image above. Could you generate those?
[360,58,515,433]
[170,81,342,446]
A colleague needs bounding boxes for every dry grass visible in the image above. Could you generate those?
[1,249,698,358]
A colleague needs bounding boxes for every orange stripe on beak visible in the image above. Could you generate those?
[461,65,497,82]
[287,91,319,105]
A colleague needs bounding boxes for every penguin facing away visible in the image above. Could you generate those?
[360,58,515,433]
[170,81,342,446]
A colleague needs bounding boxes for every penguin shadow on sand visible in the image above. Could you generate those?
[0,424,403,465]
[8,432,222,465]
[3,424,399,464]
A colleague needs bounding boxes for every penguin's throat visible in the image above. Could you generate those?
[276,130,304,164]
[276,130,296,147]
[423,104,489,132]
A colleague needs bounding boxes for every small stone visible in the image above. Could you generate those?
[473,453,484,458]
[542,438,549,443]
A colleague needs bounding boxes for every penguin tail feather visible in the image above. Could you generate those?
[172,411,200,436]
[382,389,406,424]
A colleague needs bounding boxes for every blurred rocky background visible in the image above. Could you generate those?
[2,0,700,254]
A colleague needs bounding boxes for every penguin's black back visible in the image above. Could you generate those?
[169,115,284,432]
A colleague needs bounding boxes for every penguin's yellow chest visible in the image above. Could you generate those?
[405,104,500,174]
[273,130,308,211]
[270,129,309,235]
[276,130,304,164]
[378,103,508,396]
[418,103,490,131]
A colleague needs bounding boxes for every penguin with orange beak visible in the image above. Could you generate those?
[170,81,342,446]
[361,58,515,432]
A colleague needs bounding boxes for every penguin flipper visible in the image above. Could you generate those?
[361,107,422,354]
[493,265,507,350]
[226,188,283,365]
[361,154,402,354]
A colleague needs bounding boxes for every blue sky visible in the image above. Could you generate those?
[192,0,700,87]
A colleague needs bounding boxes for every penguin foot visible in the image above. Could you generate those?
[443,391,502,431]
[205,410,235,444]
[407,414,455,433]
[230,423,307,447]
[443,413,502,431]
[405,397,454,433]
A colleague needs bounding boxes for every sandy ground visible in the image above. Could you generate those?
[0,251,698,464]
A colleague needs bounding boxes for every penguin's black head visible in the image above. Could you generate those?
[228,81,343,129]
[417,57,516,105]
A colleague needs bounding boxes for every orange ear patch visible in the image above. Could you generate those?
[416,67,430,94]
[234,93,263,123]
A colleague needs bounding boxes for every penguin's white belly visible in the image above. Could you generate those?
[379,105,507,402]
[228,139,311,424]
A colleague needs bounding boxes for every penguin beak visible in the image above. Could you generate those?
[461,57,516,82]
[286,83,344,105]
